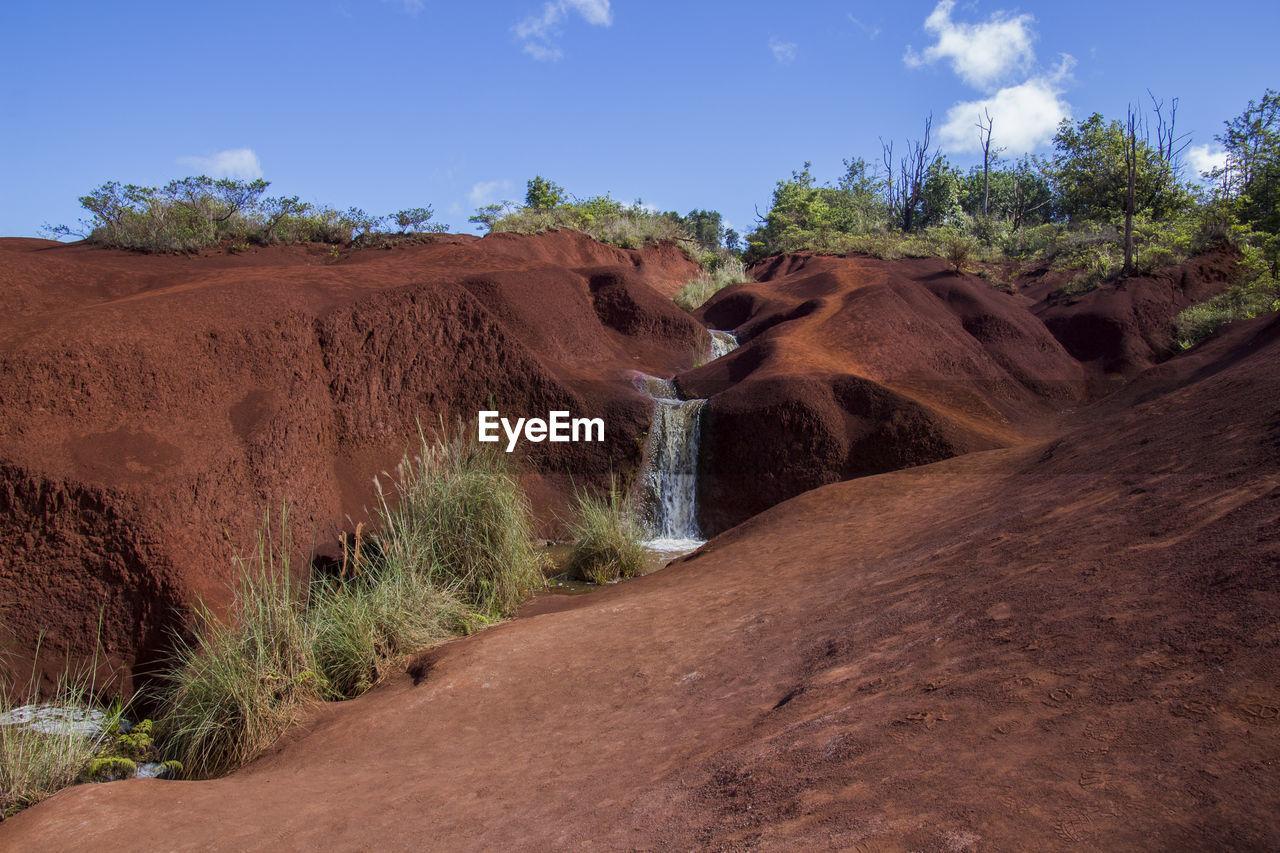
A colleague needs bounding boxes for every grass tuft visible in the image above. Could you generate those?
[154,513,323,780]
[0,664,114,817]
[566,483,647,585]
[375,425,544,620]
[673,257,752,311]
[309,563,469,700]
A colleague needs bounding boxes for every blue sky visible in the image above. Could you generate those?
[1,0,1276,238]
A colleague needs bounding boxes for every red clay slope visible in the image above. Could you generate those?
[686,253,1087,534]
[1022,246,1240,381]
[5,297,1277,850]
[0,232,704,694]
[684,249,1240,536]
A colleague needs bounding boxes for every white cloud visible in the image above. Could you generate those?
[468,180,513,207]
[1187,144,1227,178]
[769,37,797,64]
[514,0,612,61]
[847,14,880,39]
[938,58,1074,154]
[564,0,610,25]
[177,148,263,180]
[904,0,1035,91]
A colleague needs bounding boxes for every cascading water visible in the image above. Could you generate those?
[709,329,738,361]
[633,330,739,554]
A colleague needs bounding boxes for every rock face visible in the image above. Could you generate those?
[0,236,1241,691]
[0,231,704,693]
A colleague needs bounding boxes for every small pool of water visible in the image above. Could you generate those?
[536,539,702,595]
[0,704,107,737]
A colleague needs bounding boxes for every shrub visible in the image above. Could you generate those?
[942,230,975,273]
[155,514,324,779]
[565,483,646,584]
[489,197,689,251]
[374,424,544,620]
[1173,271,1280,348]
[48,177,450,253]
[392,206,447,234]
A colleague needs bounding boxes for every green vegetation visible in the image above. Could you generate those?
[487,196,690,251]
[1,709,105,815]
[1174,235,1280,347]
[565,483,646,585]
[375,425,545,620]
[1172,89,1280,346]
[746,89,1280,344]
[154,424,544,778]
[309,548,469,700]
[473,177,745,290]
[81,756,137,782]
[0,661,116,817]
[43,176,448,253]
[155,517,322,779]
[674,256,752,311]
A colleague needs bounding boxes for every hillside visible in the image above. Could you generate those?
[2,256,1276,849]
[2,235,1277,850]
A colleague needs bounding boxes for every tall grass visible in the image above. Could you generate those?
[155,515,322,779]
[375,425,544,620]
[566,484,646,585]
[154,424,544,778]
[309,563,469,700]
[674,256,752,311]
[0,649,115,817]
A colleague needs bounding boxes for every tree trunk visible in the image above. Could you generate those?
[1124,110,1137,276]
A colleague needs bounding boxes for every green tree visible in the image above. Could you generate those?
[393,206,446,233]
[723,227,741,254]
[1052,113,1189,223]
[917,157,962,229]
[1218,89,1280,236]
[682,209,724,250]
[524,176,566,210]
[958,156,1055,229]
[469,202,512,233]
[746,163,831,257]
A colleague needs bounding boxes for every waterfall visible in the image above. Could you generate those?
[633,330,738,552]
[709,329,738,360]
[642,394,707,546]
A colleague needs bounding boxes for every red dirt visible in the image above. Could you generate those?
[0,231,704,694]
[687,253,1086,534]
[4,238,1277,849]
[4,286,1278,850]
[1021,246,1240,381]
